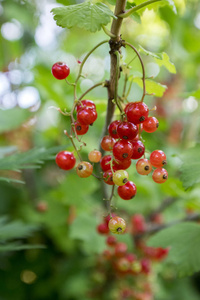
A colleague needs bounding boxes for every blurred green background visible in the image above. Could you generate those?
[0,0,200,299]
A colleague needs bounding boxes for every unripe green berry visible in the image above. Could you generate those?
[113,170,129,186]
[108,216,126,234]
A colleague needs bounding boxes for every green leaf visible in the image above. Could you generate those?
[51,2,116,33]
[0,146,18,158]
[191,89,200,99]
[148,222,200,277]
[139,45,176,74]
[0,217,39,241]
[130,12,141,23]
[0,145,66,171]
[131,77,167,97]
[0,177,25,184]
[180,145,200,189]
[165,0,177,14]
[0,242,45,252]
[0,108,33,133]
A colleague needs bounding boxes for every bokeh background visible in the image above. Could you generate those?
[0,0,200,299]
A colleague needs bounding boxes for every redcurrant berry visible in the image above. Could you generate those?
[100,155,112,171]
[97,223,109,235]
[77,107,97,125]
[108,216,126,234]
[131,214,146,234]
[106,235,117,247]
[129,140,145,159]
[101,135,115,151]
[112,158,132,170]
[52,62,70,80]
[136,158,152,175]
[117,181,137,200]
[117,121,138,140]
[73,120,89,135]
[113,170,129,186]
[114,242,128,257]
[152,168,168,183]
[150,150,167,168]
[108,120,120,139]
[56,151,76,170]
[113,140,133,161]
[103,169,114,185]
[76,161,93,178]
[143,116,159,133]
[115,257,130,273]
[88,150,102,163]
[126,102,149,124]
[76,99,96,112]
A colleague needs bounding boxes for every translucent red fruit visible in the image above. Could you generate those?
[88,150,102,163]
[129,140,145,159]
[77,107,97,125]
[101,135,115,151]
[100,155,131,172]
[103,170,114,185]
[97,223,109,235]
[126,102,149,124]
[117,121,138,140]
[150,150,167,168]
[76,99,96,112]
[115,242,128,257]
[76,161,93,178]
[113,140,133,161]
[108,120,120,139]
[152,168,168,184]
[131,214,146,234]
[52,62,70,80]
[117,181,137,200]
[136,158,152,175]
[74,120,89,135]
[143,116,159,133]
[106,235,117,247]
[56,151,76,170]
[108,216,126,234]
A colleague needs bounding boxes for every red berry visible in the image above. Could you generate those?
[100,155,112,171]
[103,169,114,185]
[52,62,70,80]
[124,102,133,114]
[129,140,145,159]
[106,235,117,247]
[104,213,116,225]
[136,158,152,175]
[152,168,168,183]
[36,201,48,213]
[76,161,93,178]
[88,150,102,163]
[117,121,138,140]
[56,151,76,170]
[101,135,115,151]
[108,216,126,234]
[126,102,149,124]
[126,253,136,263]
[115,242,128,257]
[150,150,167,168]
[117,181,137,200]
[76,99,96,112]
[74,120,89,135]
[112,158,132,170]
[141,258,151,274]
[144,246,169,261]
[131,214,146,234]
[77,107,97,125]
[113,140,133,161]
[108,120,120,139]
[97,223,109,235]
[143,116,159,133]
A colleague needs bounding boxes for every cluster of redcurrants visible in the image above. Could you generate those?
[94,213,168,300]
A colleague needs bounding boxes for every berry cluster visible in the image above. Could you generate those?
[52,58,168,235]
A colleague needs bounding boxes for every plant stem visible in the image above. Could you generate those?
[118,0,162,18]
[114,51,124,118]
[122,41,146,102]
[78,81,106,101]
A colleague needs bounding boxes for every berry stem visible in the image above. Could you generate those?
[64,131,82,162]
[78,81,107,102]
[122,41,146,102]
[114,51,125,119]
[118,0,162,18]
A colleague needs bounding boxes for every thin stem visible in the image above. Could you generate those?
[102,25,117,38]
[69,134,82,162]
[118,0,162,18]
[122,41,146,102]
[78,81,106,102]
[122,73,128,99]
[114,51,124,118]
[65,79,75,87]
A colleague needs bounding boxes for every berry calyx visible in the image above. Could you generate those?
[88,150,102,163]
[113,140,133,161]
[129,140,145,160]
[101,135,115,151]
[73,120,89,135]
[108,216,126,234]
[76,99,96,112]
[126,102,149,124]
[117,121,138,140]
[77,107,97,125]
[150,150,167,168]
[152,168,168,184]
[143,116,159,133]
[55,151,76,170]
[52,62,70,80]
[76,161,93,178]
[136,158,152,175]
[117,181,137,200]
[113,170,129,186]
